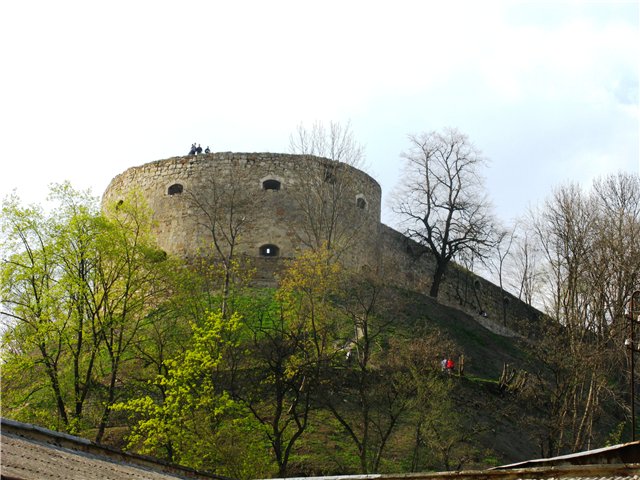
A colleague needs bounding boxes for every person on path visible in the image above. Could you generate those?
[446,358,454,374]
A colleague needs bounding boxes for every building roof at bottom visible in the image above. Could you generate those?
[2,417,640,480]
[0,418,224,480]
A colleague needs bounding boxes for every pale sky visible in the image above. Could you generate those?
[1,0,638,227]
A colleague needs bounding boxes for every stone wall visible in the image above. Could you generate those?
[103,152,381,265]
[376,225,541,337]
[103,152,541,336]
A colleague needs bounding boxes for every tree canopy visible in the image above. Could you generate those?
[393,128,497,297]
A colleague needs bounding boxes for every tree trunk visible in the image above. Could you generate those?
[429,261,447,298]
[95,359,118,443]
[43,356,69,428]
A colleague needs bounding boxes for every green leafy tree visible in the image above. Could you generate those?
[1,185,103,431]
[114,310,273,478]
[322,271,400,473]
[229,246,343,477]
[1,185,178,439]
[93,191,178,442]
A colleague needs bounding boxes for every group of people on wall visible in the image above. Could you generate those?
[188,143,211,155]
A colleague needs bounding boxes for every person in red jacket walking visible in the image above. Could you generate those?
[446,358,455,374]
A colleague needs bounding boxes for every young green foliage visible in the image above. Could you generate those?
[1,184,179,438]
[114,310,274,478]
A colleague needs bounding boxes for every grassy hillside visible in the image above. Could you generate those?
[285,287,621,474]
[94,285,621,476]
[396,290,537,462]
[394,289,532,379]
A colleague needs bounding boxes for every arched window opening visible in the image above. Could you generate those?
[260,244,280,257]
[262,179,281,191]
[356,196,367,209]
[168,183,183,195]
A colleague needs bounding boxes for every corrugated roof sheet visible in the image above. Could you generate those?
[0,418,224,480]
[2,417,640,480]
[494,441,640,469]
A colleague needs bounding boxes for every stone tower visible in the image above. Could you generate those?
[104,151,541,333]
[103,152,382,276]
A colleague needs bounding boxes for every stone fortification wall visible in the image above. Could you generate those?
[103,152,382,268]
[377,224,541,336]
[104,152,541,336]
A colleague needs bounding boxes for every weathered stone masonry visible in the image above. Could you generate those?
[103,152,541,336]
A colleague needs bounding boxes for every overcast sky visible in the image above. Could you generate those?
[1,1,638,227]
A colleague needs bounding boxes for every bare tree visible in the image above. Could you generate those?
[590,172,640,334]
[526,175,640,453]
[233,303,314,478]
[288,121,371,259]
[393,128,497,298]
[323,270,412,473]
[289,120,365,169]
[489,226,516,325]
[534,183,596,332]
[528,185,601,454]
[509,220,544,307]
[186,163,257,317]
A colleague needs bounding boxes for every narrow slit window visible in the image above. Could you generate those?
[356,197,367,209]
[259,244,280,257]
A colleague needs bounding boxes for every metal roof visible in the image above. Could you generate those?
[2,417,639,480]
[493,441,640,469]
[0,418,226,480]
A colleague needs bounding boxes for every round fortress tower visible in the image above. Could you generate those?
[103,152,542,332]
[103,152,382,273]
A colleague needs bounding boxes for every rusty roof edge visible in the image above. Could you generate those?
[0,417,232,480]
[492,440,640,470]
[5,417,640,480]
[278,463,640,480]
[280,464,640,480]
[1,417,93,445]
